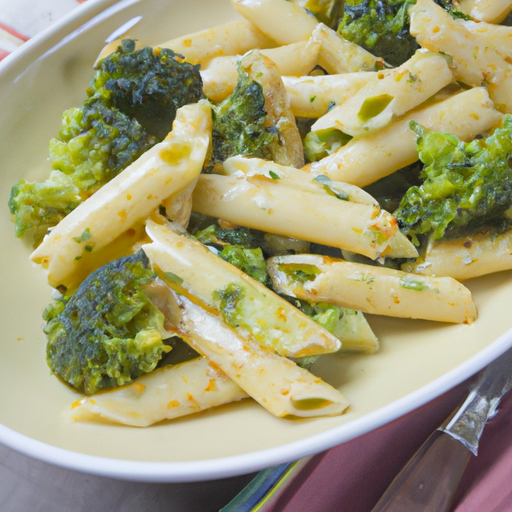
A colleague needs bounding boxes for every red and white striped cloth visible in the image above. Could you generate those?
[0,0,87,61]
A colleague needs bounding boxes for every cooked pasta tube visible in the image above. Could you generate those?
[458,0,512,23]
[230,0,318,45]
[166,289,349,418]
[259,36,321,77]
[401,230,512,281]
[142,218,341,358]
[202,39,321,102]
[192,172,418,260]
[283,73,373,118]
[308,87,502,187]
[311,23,384,74]
[312,50,454,137]
[200,57,240,102]
[158,19,275,67]
[30,102,212,289]
[158,101,213,227]
[160,180,197,228]
[70,357,248,427]
[267,254,478,324]
[147,222,376,353]
[221,155,378,206]
[410,0,512,112]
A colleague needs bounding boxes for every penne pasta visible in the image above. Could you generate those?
[192,167,418,260]
[70,357,248,427]
[142,218,342,358]
[401,230,512,281]
[307,87,502,187]
[230,0,318,45]
[312,50,454,137]
[30,102,212,289]
[221,155,378,206]
[160,180,197,229]
[158,19,276,67]
[230,3,382,73]
[256,36,321,77]
[311,23,384,74]
[283,72,373,119]
[167,288,350,418]
[267,254,478,324]
[410,0,512,112]
[202,39,321,102]
[457,0,512,23]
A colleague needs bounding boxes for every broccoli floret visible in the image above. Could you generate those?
[9,99,154,241]
[363,161,423,212]
[394,116,512,243]
[192,222,270,285]
[49,98,157,191]
[8,171,81,239]
[292,299,346,334]
[88,41,203,141]
[337,1,469,66]
[44,250,171,395]
[208,63,280,171]
[219,245,271,286]
[192,222,265,249]
[283,298,349,369]
[9,39,202,243]
[337,0,418,66]
[292,0,344,28]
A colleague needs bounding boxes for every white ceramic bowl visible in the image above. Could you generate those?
[1,0,512,483]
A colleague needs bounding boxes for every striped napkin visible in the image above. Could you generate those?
[0,0,87,61]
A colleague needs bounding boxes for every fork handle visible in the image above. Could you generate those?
[371,430,472,512]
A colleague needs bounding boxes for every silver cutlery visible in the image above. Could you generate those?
[371,344,512,512]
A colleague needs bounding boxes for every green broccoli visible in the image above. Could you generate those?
[192,220,265,249]
[48,99,156,193]
[192,221,270,285]
[208,62,280,172]
[87,41,203,141]
[44,250,171,395]
[394,115,512,244]
[8,171,82,241]
[283,298,355,368]
[291,0,344,28]
[337,0,418,67]
[337,1,471,66]
[291,299,350,336]
[363,161,423,212]
[433,0,471,20]
[9,39,202,243]
[218,245,270,286]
